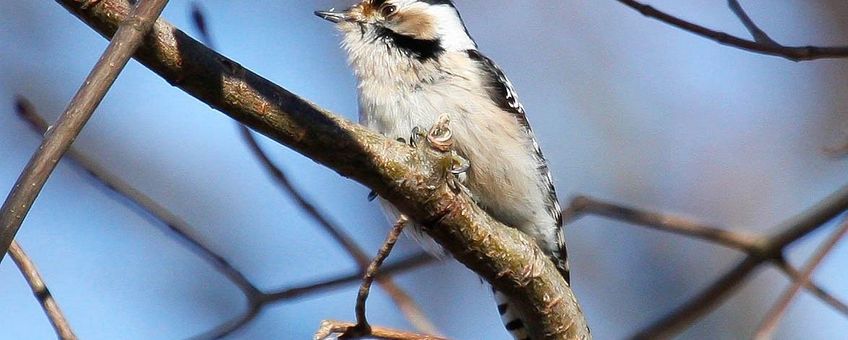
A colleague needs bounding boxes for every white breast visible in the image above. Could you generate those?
[345,32,560,251]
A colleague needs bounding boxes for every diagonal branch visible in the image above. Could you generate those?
[563,194,848,337]
[726,0,778,46]
[14,96,263,301]
[15,96,440,339]
[755,219,848,339]
[55,1,591,338]
[616,0,848,61]
[348,216,408,337]
[772,258,848,318]
[8,241,77,340]
[564,195,761,252]
[188,5,436,333]
[0,0,171,263]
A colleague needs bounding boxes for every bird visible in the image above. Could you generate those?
[316,1,568,339]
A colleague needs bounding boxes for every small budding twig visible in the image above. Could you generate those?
[8,241,77,340]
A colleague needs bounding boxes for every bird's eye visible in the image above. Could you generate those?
[381,4,397,17]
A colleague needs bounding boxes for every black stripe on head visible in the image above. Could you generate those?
[420,0,455,6]
[374,0,454,8]
[377,27,444,61]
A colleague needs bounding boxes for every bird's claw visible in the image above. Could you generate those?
[409,126,426,147]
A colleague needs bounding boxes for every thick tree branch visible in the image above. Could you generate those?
[188,5,435,332]
[14,96,440,339]
[55,0,590,338]
[8,241,77,340]
[616,0,848,61]
[0,0,170,263]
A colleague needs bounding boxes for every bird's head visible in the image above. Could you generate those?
[316,0,476,61]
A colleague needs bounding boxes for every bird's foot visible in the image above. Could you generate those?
[412,114,470,192]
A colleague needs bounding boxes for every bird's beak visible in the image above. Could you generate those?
[314,9,348,24]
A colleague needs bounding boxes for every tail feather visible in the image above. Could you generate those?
[494,289,531,340]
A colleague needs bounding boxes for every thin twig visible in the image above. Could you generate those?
[616,0,848,61]
[634,181,848,337]
[195,252,436,340]
[188,4,438,334]
[315,320,447,340]
[755,220,848,339]
[8,241,77,340]
[346,216,408,337]
[773,259,848,317]
[565,195,761,252]
[726,0,778,46]
[563,194,848,337]
[263,253,436,303]
[0,0,171,262]
[15,97,440,339]
[634,257,762,339]
[14,96,263,301]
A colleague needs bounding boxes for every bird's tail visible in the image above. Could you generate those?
[493,288,531,340]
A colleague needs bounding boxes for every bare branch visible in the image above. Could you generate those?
[773,259,848,318]
[634,257,761,339]
[0,0,171,262]
[726,0,778,46]
[192,305,262,340]
[616,0,848,61]
[15,96,441,338]
[564,195,761,252]
[315,320,447,340]
[633,183,848,337]
[55,1,591,338]
[563,191,848,337]
[187,5,437,333]
[8,241,77,340]
[263,253,437,303]
[348,217,408,337]
[14,96,263,300]
[755,220,848,338]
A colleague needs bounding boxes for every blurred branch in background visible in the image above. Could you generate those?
[8,241,77,340]
[0,0,170,263]
[189,4,438,335]
[615,0,848,61]
[563,193,848,338]
[13,97,439,339]
[755,220,848,339]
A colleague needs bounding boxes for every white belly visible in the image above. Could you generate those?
[358,79,559,250]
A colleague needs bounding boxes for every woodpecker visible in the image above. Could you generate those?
[316,2,569,339]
